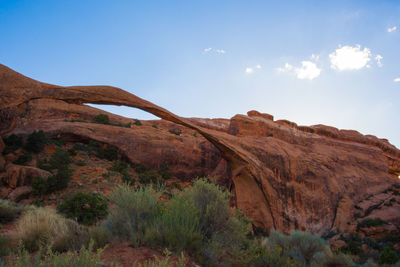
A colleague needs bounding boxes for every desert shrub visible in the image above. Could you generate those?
[76,159,86,166]
[88,226,111,249]
[0,199,24,223]
[13,152,32,165]
[103,184,161,246]
[122,173,135,184]
[179,179,230,238]
[135,164,149,174]
[168,129,182,136]
[109,160,129,173]
[145,197,202,252]
[102,146,118,161]
[32,176,48,196]
[378,246,399,265]
[138,169,161,184]
[249,242,298,267]
[266,230,331,266]
[46,168,73,192]
[49,148,72,170]
[0,236,11,257]
[57,193,108,225]
[86,141,118,161]
[93,114,109,125]
[2,134,23,154]
[202,211,256,266]
[159,165,172,179]
[133,249,186,267]
[72,143,90,153]
[25,130,47,153]
[358,218,388,229]
[36,158,52,171]
[134,119,142,126]
[14,241,103,267]
[15,207,88,252]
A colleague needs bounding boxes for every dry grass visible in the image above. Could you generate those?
[15,207,87,252]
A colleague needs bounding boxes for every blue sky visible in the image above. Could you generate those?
[1,0,399,147]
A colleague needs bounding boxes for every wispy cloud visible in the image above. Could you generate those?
[245,64,262,74]
[375,55,383,67]
[394,77,400,83]
[245,67,254,74]
[203,48,226,54]
[329,45,372,71]
[277,56,321,80]
[387,26,397,33]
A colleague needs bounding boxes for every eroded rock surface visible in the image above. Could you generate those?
[1,63,399,236]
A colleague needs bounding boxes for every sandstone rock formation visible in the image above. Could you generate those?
[1,63,399,236]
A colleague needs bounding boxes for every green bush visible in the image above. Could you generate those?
[93,114,109,125]
[13,152,32,165]
[133,250,186,267]
[266,230,332,266]
[168,129,182,136]
[0,199,24,223]
[358,218,388,229]
[109,160,129,173]
[49,148,72,170]
[134,119,142,126]
[2,134,23,155]
[46,168,73,192]
[138,170,161,184]
[378,246,399,265]
[32,176,48,196]
[25,130,47,153]
[179,179,230,238]
[57,193,108,225]
[36,158,52,171]
[145,197,202,252]
[88,226,111,249]
[135,164,149,174]
[0,235,11,257]
[14,241,103,267]
[159,165,172,179]
[104,185,161,246]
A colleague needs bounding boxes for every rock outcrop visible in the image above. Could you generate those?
[1,63,399,236]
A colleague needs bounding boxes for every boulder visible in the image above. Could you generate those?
[1,164,52,188]
[9,186,32,202]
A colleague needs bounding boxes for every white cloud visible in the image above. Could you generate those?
[277,60,320,80]
[295,61,321,80]
[245,64,262,74]
[245,67,254,74]
[387,26,397,33]
[329,45,372,71]
[204,48,226,54]
[394,77,400,83]
[277,63,293,72]
[375,55,383,67]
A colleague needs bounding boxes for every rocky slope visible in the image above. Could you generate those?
[1,63,399,239]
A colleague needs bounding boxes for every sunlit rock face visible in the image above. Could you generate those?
[1,63,399,236]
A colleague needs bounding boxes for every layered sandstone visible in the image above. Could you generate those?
[1,63,399,236]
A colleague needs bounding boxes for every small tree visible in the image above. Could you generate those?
[25,130,47,153]
[93,114,109,125]
[57,193,108,225]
